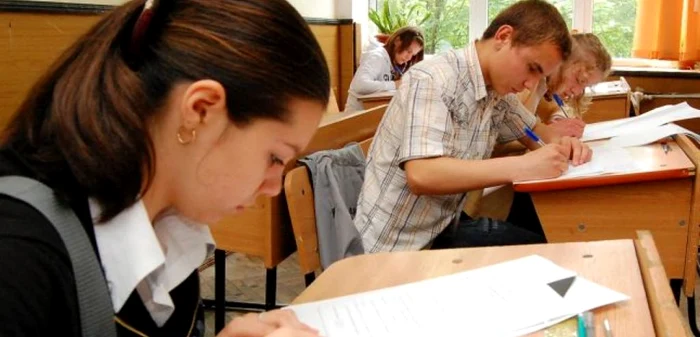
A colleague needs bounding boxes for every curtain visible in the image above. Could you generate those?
[633,0,700,67]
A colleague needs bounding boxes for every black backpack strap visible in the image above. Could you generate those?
[0,176,116,337]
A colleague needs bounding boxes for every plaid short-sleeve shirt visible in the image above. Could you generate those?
[354,42,537,253]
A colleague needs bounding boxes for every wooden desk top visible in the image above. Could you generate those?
[293,239,669,336]
[356,90,394,101]
[514,140,696,192]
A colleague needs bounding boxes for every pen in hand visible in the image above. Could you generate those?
[524,126,546,147]
[552,93,572,119]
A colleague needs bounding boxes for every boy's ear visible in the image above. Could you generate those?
[493,25,514,50]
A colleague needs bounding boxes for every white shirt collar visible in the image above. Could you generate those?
[90,199,215,327]
[466,41,488,101]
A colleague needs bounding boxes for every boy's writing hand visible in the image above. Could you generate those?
[514,144,569,181]
[557,136,592,166]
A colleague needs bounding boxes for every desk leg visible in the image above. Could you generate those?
[688,260,700,337]
[265,267,277,310]
[304,273,316,287]
[203,250,279,335]
[671,279,683,304]
[687,294,700,336]
[215,249,226,333]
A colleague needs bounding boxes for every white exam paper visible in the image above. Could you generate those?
[287,255,629,337]
[607,123,700,148]
[582,102,700,141]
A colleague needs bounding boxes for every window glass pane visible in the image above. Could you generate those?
[592,0,636,57]
[488,0,573,28]
[372,0,470,54]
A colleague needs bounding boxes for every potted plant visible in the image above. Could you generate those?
[368,1,431,44]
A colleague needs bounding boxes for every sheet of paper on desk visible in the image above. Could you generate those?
[559,143,639,178]
[582,102,700,142]
[518,144,640,183]
[607,123,700,148]
[287,255,629,337]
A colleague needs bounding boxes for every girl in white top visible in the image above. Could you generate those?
[518,33,612,138]
[345,27,424,112]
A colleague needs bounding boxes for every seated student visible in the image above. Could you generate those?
[354,0,592,253]
[344,26,424,112]
[519,33,612,138]
[0,0,329,336]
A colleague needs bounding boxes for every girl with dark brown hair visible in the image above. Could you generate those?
[345,26,424,112]
[0,0,329,336]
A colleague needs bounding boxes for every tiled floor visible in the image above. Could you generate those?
[199,252,306,336]
[200,251,700,337]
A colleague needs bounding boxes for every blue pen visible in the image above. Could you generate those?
[552,93,572,118]
[393,64,405,77]
[524,126,546,147]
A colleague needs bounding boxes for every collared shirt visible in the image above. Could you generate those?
[354,42,537,253]
[91,200,215,327]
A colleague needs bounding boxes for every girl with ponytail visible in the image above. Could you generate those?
[0,0,329,336]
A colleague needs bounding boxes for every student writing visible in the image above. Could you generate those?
[345,26,425,112]
[0,0,329,336]
[518,33,612,138]
[354,0,593,253]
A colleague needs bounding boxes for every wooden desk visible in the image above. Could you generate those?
[293,232,691,336]
[358,91,394,110]
[585,77,632,123]
[513,139,699,299]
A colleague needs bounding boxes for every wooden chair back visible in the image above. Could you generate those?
[284,138,372,275]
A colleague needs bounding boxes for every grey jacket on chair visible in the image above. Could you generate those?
[299,143,366,269]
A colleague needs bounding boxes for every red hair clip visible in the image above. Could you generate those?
[128,0,157,59]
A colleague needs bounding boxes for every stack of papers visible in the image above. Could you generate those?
[582,102,700,142]
[606,123,700,148]
[287,255,629,337]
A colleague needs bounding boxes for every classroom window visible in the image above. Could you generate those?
[487,0,573,28]
[370,0,636,58]
[373,0,470,54]
[592,0,636,58]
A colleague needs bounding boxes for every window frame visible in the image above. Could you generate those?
[469,0,593,39]
[371,0,639,62]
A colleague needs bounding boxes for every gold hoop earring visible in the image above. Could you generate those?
[177,127,196,145]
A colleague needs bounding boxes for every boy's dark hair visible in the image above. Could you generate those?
[482,0,571,60]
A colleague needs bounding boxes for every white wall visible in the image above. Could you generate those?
[335,0,352,19]
[286,0,337,19]
[285,0,365,23]
[351,0,371,50]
